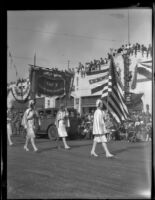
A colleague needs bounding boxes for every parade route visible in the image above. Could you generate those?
[7,136,151,199]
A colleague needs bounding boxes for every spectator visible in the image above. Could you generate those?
[100,57,105,65]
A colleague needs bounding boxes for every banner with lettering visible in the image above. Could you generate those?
[29,66,74,98]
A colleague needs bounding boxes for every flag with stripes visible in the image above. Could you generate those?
[131,59,152,89]
[90,65,109,95]
[101,56,130,124]
[137,60,152,79]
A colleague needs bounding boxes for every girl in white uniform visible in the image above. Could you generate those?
[22,100,40,152]
[90,99,114,158]
[7,108,13,146]
[55,104,70,149]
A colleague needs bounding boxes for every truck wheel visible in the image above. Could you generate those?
[47,126,58,141]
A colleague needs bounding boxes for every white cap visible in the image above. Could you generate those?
[96,99,102,107]
[28,99,35,107]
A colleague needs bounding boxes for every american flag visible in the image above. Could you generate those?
[90,65,109,94]
[131,59,152,89]
[101,56,130,123]
[137,60,152,79]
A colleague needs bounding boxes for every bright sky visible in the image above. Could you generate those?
[7,9,152,83]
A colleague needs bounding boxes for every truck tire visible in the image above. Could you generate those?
[47,125,58,141]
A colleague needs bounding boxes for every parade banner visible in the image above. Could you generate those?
[29,66,74,98]
[37,75,65,96]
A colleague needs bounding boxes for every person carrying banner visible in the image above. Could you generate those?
[90,99,114,158]
[55,103,71,149]
[22,99,41,152]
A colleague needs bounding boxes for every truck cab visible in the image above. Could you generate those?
[36,107,78,140]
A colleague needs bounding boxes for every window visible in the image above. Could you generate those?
[46,110,51,115]
[47,100,50,107]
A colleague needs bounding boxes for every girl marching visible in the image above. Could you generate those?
[55,103,71,149]
[22,99,41,152]
[90,99,114,158]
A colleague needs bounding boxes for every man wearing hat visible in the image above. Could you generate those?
[90,99,114,157]
[22,99,40,152]
[55,103,70,149]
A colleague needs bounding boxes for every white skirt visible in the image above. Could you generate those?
[58,120,68,138]
[26,127,35,138]
[7,123,12,136]
[94,135,107,143]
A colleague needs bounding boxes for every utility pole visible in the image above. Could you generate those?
[128,9,130,44]
[67,60,70,70]
[30,52,37,100]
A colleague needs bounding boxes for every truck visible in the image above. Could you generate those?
[35,107,78,140]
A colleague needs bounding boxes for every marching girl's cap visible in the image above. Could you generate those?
[96,99,102,107]
[28,99,35,107]
[60,103,65,109]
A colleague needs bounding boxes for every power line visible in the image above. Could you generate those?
[8,26,122,42]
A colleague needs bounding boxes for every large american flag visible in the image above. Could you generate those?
[89,64,109,95]
[101,56,130,123]
[131,59,152,89]
[137,60,152,79]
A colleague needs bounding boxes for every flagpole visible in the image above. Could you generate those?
[128,9,130,44]
[106,54,112,115]
[30,52,36,100]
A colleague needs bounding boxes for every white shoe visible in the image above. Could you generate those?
[34,148,38,152]
[106,154,114,158]
[24,146,29,151]
[90,152,98,157]
[64,146,70,150]
[9,143,13,146]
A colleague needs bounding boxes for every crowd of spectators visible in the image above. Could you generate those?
[76,111,95,139]
[76,57,109,78]
[75,43,152,78]
[75,104,152,142]
[109,106,152,142]
[10,109,25,135]
[112,43,152,58]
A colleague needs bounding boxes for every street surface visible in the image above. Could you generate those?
[7,135,151,199]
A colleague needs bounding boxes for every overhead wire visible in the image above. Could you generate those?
[8,26,122,42]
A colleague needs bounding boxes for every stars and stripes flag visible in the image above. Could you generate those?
[131,59,152,89]
[137,60,152,79]
[89,64,109,95]
[101,56,130,123]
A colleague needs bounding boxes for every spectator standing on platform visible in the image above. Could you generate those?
[144,104,151,124]
[90,99,114,158]
[22,99,41,152]
[55,103,71,149]
[100,57,104,65]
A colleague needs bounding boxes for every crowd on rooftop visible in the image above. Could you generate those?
[75,43,152,78]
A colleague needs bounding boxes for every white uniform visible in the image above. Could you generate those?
[23,108,37,138]
[93,108,107,143]
[7,110,12,136]
[56,110,69,138]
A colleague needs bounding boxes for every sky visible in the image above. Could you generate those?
[7,9,152,83]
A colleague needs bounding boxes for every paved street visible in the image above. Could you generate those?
[7,136,151,199]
